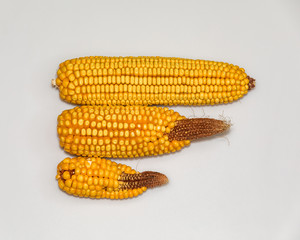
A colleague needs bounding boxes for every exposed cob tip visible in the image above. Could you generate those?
[167,118,230,141]
[119,171,168,190]
[247,76,256,90]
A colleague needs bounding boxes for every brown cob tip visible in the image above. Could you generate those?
[141,171,169,188]
[119,171,168,190]
[247,76,256,90]
[167,118,230,141]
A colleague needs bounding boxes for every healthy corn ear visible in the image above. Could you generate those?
[56,157,168,199]
[53,56,255,106]
[57,105,230,158]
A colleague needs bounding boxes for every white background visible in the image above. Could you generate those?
[1,0,299,239]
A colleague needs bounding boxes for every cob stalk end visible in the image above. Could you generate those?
[52,79,58,88]
[247,76,256,90]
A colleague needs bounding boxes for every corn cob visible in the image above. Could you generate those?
[56,157,168,199]
[53,56,255,106]
[57,105,230,158]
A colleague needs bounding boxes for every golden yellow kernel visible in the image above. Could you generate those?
[61,163,69,170]
[77,175,84,182]
[62,171,70,180]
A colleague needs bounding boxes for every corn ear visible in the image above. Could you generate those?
[57,105,230,158]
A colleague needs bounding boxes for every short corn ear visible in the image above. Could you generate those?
[53,56,255,106]
[57,105,230,158]
[56,157,168,199]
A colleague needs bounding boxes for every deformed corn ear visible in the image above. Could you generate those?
[56,157,168,199]
[57,105,230,158]
[53,56,255,106]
